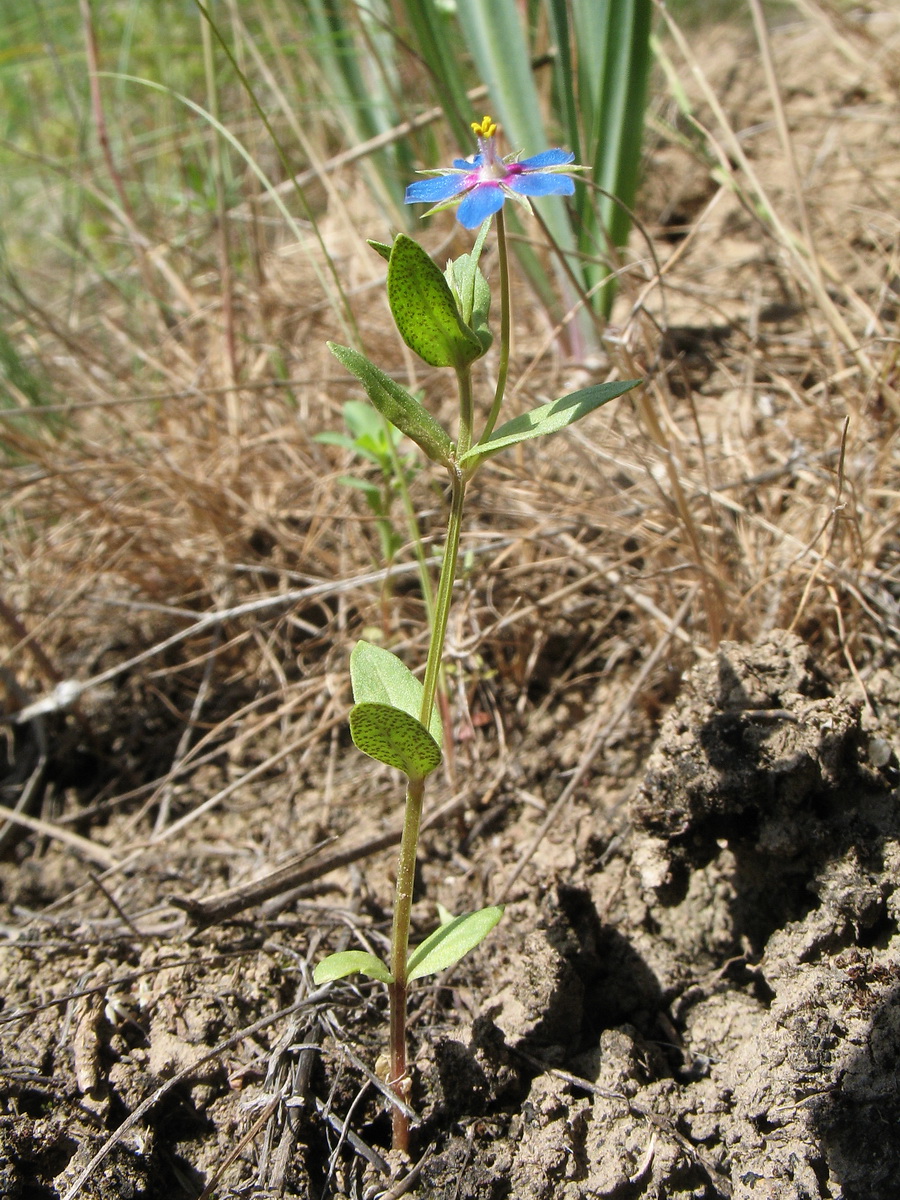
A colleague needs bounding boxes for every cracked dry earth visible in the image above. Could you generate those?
[2,629,900,1198]
[411,630,900,1200]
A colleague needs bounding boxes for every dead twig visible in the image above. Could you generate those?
[172,787,473,925]
[0,801,118,870]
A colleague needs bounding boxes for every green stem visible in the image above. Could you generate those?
[383,416,436,628]
[385,216,509,1150]
[479,207,511,446]
[387,771,425,1154]
[455,364,475,461]
[419,465,465,728]
[386,464,466,1151]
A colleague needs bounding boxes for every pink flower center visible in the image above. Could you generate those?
[463,139,527,190]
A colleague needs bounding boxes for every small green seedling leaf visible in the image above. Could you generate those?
[350,641,442,745]
[313,950,393,985]
[314,429,359,453]
[341,398,397,456]
[328,343,454,468]
[407,905,505,981]
[349,701,442,779]
[387,235,482,370]
[460,380,641,468]
[338,475,382,501]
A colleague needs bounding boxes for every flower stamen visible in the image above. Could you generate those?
[470,114,497,139]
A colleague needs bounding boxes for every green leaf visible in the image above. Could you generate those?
[342,398,396,448]
[367,238,393,263]
[445,219,492,354]
[337,475,382,502]
[444,219,489,325]
[313,950,393,985]
[315,430,358,453]
[468,268,492,355]
[350,641,442,746]
[397,2,473,150]
[572,0,652,314]
[328,342,454,467]
[461,380,641,467]
[407,905,505,981]
[387,235,482,370]
[349,701,442,779]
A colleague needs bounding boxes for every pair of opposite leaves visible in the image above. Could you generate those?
[329,232,640,476]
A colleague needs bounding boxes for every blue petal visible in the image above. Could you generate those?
[453,155,482,170]
[456,183,505,228]
[518,148,575,170]
[405,175,469,204]
[508,174,575,197]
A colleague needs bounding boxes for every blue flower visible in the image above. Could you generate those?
[405,115,581,229]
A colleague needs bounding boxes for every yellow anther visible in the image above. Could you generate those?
[471,114,497,139]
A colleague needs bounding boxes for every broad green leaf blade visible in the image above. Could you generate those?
[399,1,473,150]
[328,343,454,468]
[387,235,482,370]
[407,905,505,981]
[460,380,640,466]
[350,641,442,746]
[351,640,414,707]
[313,950,393,985]
[349,702,442,780]
[574,0,653,314]
[342,398,394,446]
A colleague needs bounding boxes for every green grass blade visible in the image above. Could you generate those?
[545,0,581,163]
[573,0,652,313]
[103,69,354,341]
[453,0,582,332]
[301,0,405,216]
[398,1,473,150]
[454,0,573,251]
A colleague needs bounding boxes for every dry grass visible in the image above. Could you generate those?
[1,3,899,875]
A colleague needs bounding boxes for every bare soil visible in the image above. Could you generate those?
[3,10,900,1200]
[3,629,900,1199]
